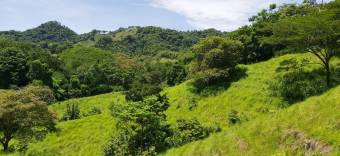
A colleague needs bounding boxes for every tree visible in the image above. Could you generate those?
[190,36,243,89]
[105,95,171,155]
[0,47,29,88]
[0,86,56,151]
[269,1,340,87]
[28,60,53,87]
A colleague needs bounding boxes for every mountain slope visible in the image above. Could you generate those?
[12,53,339,156]
[163,86,340,155]
[162,53,340,155]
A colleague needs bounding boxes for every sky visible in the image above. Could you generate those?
[0,0,328,33]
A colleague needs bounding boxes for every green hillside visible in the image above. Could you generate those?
[24,93,125,156]
[164,86,340,155]
[59,46,116,73]
[162,53,340,155]
[15,53,339,156]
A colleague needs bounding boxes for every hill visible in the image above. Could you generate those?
[59,46,116,73]
[17,53,339,155]
[162,53,340,155]
[0,21,78,43]
[21,21,78,43]
[163,86,340,155]
[79,26,226,55]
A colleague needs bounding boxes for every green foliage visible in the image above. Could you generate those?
[271,59,328,105]
[25,82,56,105]
[0,38,62,89]
[59,46,115,73]
[62,102,81,121]
[105,95,171,156]
[188,97,197,111]
[93,26,226,55]
[190,36,243,90]
[228,110,241,125]
[267,1,340,87]
[0,85,56,152]
[0,47,29,88]
[125,82,162,102]
[57,47,136,98]
[22,21,77,43]
[228,1,322,63]
[167,119,216,147]
[83,106,102,117]
[28,60,53,87]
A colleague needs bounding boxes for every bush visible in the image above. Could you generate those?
[83,106,102,117]
[62,102,81,121]
[191,68,230,91]
[167,119,218,147]
[272,59,328,106]
[188,97,197,111]
[125,82,162,102]
[105,96,171,156]
[228,110,241,125]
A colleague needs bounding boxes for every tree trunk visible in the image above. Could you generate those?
[2,140,9,151]
[310,49,333,88]
[1,133,12,152]
[325,63,331,87]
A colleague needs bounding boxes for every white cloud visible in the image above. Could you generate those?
[149,0,300,31]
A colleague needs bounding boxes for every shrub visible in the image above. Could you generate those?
[83,106,102,117]
[125,82,162,101]
[272,58,328,105]
[228,110,241,125]
[105,96,171,156]
[167,119,217,147]
[188,97,197,111]
[62,102,81,121]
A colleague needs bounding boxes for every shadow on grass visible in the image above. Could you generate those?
[189,66,248,97]
[271,58,340,107]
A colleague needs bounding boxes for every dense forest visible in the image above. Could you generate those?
[0,0,339,155]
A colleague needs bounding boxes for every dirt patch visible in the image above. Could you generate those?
[280,129,333,156]
[235,137,249,152]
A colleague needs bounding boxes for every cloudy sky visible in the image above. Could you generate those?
[0,0,325,33]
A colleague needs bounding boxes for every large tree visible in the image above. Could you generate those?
[189,36,243,89]
[0,85,56,151]
[268,0,340,87]
[0,47,29,88]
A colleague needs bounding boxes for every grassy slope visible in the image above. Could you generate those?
[163,53,340,155]
[2,53,339,155]
[163,86,340,156]
[25,93,125,156]
[165,54,303,127]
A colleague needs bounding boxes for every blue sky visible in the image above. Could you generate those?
[0,0,329,33]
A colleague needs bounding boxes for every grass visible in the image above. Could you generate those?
[162,53,340,155]
[24,92,125,156]
[49,92,124,119]
[1,53,339,155]
[163,86,340,156]
[165,53,326,127]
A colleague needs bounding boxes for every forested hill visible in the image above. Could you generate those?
[0,22,226,55]
[0,21,78,43]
